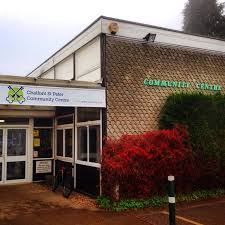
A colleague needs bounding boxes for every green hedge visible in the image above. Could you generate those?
[97,189,225,211]
[159,92,225,161]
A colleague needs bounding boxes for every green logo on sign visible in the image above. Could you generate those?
[6,86,25,104]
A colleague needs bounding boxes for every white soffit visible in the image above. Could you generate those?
[101,17,225,54]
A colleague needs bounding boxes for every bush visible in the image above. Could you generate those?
[102,126,198,199]
[159,92,225,188]
[97,189,225,211]
[159,92,225,159]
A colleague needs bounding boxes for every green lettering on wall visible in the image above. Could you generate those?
[160,80,167,87]
[144,79,149,85]
[144,78,222,91]
[154,80,161,86]
[177,82,182,88]
[171,81,177,87]
[148,80,154,85]
[186,82,191,88]
[208,84,213,90]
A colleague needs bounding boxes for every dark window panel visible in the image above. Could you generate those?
[57,130,63,156]
[65,129,73,158]
[77,127,87,161]
[77,108,100,122]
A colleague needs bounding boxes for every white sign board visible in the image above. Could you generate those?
[36,160,52,174]
[0,83,106,107]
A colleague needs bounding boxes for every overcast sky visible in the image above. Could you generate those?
[0,0,190,76]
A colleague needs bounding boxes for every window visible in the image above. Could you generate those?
[77,127,87,161]
[33,128,53,158]
[76,108,101,166]
[55,114,74,160]
[77,108,100,122]
[56,128,73,159]
[65,129,73,158]
[77,125,100,163]
[57,130,63,156]
[34,118,53,127]
[0,118,29,125]
[89,126,100,163]
[57,115,73,125]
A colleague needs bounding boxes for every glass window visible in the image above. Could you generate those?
[7,161,25,180]
[56,107,74,116]
[77,125,100,163]
[77,108,100,122]
[7,129,26,156]
[65,129,73,158]
[57,115,73,125]
[0,118,29,125]
[57,130,63,156]
[0,129,2,157]
[33,129,52,158]
[77,127,87,161]
[89,126,100,163]
[34,118,53,127]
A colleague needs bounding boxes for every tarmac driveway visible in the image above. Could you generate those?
[0,183,225,225]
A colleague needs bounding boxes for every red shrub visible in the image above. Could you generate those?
[102,125,199,199]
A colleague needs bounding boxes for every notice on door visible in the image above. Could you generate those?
[36,160,52,174]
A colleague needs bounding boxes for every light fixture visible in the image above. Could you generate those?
[108,22,119,35]
[0,120,5,123]
[143,33,156,42]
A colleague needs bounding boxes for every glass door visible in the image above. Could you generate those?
[5,128,27,183]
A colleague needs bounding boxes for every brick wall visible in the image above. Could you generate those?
[104,35,225,138]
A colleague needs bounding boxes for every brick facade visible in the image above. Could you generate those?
[104,35,225,138]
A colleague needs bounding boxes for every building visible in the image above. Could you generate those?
[1,16,225,196]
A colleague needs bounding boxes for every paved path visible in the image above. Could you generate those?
[0,184,225,225]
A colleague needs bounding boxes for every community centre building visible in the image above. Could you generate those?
[1,16,225,196]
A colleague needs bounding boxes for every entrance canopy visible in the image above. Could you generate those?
[0,75,106,108]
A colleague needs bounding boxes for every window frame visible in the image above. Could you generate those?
[56,127,74,162]
[75,108,102,168]
[55,114,74,163]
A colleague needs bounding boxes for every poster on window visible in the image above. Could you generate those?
[36,160,52,174]
[33,130,39,137]
[33,138,40,147]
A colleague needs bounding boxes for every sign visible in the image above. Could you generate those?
[33,151,38,158]
[36,160,52,174]
[144,79,222,91]
[33,138,41,147]
[33,130,39,137]
[0,83,106,107]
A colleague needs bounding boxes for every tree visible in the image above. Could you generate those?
[183,0,225,39]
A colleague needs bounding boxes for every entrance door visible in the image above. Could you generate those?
[0,128,28,184]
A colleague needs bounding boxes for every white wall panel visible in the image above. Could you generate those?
[28,19,102,77]
[41,68,54,79]
[76,68,101,82]
[55,55,74,80]
[75,37,101,82]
